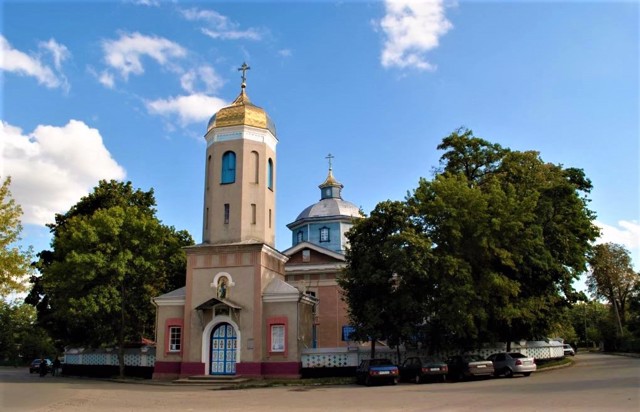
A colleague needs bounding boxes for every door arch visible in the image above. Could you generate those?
[210,322,237,375]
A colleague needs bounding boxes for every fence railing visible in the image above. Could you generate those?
[64,347,156,367]
[301,341,564,368]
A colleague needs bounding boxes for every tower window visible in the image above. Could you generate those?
[267,158,273,190]
[251,203,256,224]
[221,151,236,184]
[269,209,272,228]
[319,227,330,243]
[224,204,230,224]
[296,230,304,244]
[251,151,259,183]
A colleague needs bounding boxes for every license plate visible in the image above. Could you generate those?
[430,368,441,371]
[476,365,486,368]
[378,371,389,375]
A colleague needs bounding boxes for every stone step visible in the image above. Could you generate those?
[173,375,250,385]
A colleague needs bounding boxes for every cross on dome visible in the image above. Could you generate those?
[238,62,251,88]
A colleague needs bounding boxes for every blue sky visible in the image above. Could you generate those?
[2,1,638,291]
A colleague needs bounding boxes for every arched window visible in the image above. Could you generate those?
[221,151,236,184]
[267,158,273,190]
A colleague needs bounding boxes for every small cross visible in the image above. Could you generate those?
[326,153,334,171]
[238,62,251,85]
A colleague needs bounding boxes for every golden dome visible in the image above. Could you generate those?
[206,87,276,135]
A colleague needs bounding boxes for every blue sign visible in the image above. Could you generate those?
[342,326,355,341]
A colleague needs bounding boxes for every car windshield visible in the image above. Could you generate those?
[370,359,393,366]
[509,353,526,358]
[564,344,571,348]
[420,358,441,364]
[463,355,485,362]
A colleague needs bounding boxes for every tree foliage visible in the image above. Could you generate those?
[587,243,639,333]
[339,201,433,357]
[0,176,33,299]
[342,128,599,352]
[29,180,193,376]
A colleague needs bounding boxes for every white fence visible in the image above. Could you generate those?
[64,347,156,367]
[302,340,564,368]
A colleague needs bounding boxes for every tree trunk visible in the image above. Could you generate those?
[119,279,126,378]
[118,345,125,378]
[370,338,376,359]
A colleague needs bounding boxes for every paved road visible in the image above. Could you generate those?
[1,352,638,411]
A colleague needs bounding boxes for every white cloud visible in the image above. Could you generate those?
[0,35,68,89]
[278,49,292,58]
[129,0,160,6]
[379,0,453,70]
[39,38,70,70]
[145,94,227,126]
[180,7,264,41]
[102,32,187,81]
[1,120,126,226]
[99,70,115,88]
[595,220,640,251]
[180,65,224,94]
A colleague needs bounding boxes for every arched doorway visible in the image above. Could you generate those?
[210,322,237,375]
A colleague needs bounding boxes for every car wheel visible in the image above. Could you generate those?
[392,378,398,385]
[365,376,372,387]
[414,375,421,384]
[523,372,531,377]
[441,374,447,383]
[504,368,514,378]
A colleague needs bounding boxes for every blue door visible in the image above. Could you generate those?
[210,323,237,375]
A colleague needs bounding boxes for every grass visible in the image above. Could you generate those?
[219,376,356,390]
[536,357,573,369]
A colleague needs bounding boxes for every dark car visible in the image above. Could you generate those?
[29,358,52,374]
[355,358,399,386]
[487,352,536,377]
[399,356,448,383]
[445,354,494,381]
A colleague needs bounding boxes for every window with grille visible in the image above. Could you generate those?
[169,326,181,352]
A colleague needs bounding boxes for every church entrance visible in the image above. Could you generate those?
[210,322,237,375]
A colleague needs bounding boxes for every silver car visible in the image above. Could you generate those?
[487,352,536,377]
[563,344,576,356]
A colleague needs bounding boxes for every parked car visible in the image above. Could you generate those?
[355,358,399,386]
[29,358,52,374]
[487,352,536,377]
[399,356,448,383]
[563,344,576,356]
[445,354,495,381]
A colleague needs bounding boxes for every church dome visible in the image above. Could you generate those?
[294,198,360,221]
[292,165,360,223]
[206,84,276,136]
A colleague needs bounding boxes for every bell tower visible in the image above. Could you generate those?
[203,63,277,247]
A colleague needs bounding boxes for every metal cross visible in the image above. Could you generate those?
[325,153,334,170]
[238,62,251,84]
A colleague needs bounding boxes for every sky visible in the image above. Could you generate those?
[1,0,638,293]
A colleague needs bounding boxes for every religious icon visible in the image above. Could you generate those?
[217,277,228,299]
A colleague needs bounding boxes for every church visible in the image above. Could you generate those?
[152,65,360,379]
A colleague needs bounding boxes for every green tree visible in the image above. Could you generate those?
[0,176,33,299]
[31,180,193,377]
[587,243,639,336]
[410,129,598,349]
[339,201,433,358]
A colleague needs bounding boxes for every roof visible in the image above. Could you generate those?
[293,197,360,222]
[206,87,276,135]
